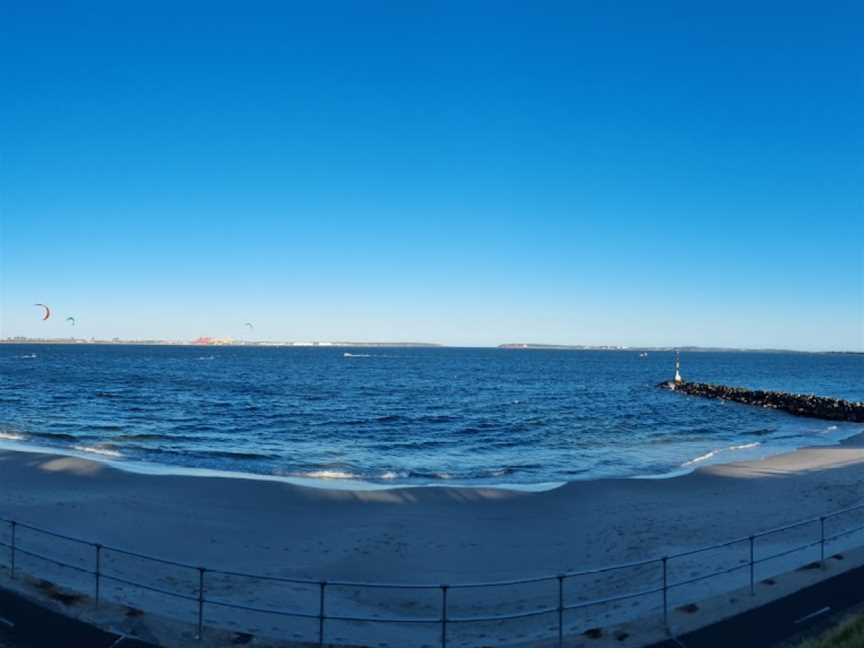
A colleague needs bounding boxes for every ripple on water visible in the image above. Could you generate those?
[0,346,862,486]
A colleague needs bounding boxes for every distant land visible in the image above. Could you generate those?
[1,338,860,354]
[0,337,442,348]
[498,343,863,355]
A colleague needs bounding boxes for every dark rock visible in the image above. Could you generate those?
[659,381,864,423]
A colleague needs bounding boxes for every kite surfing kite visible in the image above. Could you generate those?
[244,322,254,331]
[34,304,51,321]
[65,316,76,326]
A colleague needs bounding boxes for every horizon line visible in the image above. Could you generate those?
[1,337,861,355]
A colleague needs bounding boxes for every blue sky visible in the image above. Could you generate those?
[1,2,861,350]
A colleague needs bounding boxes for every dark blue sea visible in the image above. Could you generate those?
[1,345,861,489]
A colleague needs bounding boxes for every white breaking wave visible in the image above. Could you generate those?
[683,450,717,466]
[343,353,371,358]
[682,441,761,467]
[0,431,24,441]
[727,442,761,451]
[72,445,123,458]
[300,470,356,480]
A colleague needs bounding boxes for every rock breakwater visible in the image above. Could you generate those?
[660,381,864,423]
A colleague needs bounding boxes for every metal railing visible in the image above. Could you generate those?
[2,500,864,647]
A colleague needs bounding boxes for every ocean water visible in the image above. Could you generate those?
[0,345,862,489]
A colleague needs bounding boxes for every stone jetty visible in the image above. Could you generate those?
[660,381,864,423]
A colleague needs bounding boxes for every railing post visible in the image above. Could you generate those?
[557,575,564,648]
[94,544,102,604]
[9,521,15,580]
[318,581,326,646]
[196,567,205,640]
[820,517,826,564]
[440,585,449,648]
[661,557,669,629]
[749,535,755,595]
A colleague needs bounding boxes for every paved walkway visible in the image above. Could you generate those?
[650,562,864,648]
[0,587,155,648]
[4,562,864,648]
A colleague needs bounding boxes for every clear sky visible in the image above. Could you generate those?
[1,2,861,350]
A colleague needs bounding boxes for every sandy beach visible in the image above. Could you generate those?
[2,429,864,646]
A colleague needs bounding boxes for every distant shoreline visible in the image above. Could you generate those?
[0,339,444,348]
[498,343,863,354]
[2,339,861,354]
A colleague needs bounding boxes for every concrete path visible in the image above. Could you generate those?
[650,562,864,647]
[0,587,155,648]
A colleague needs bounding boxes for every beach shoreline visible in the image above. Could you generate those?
[1,412,862,493]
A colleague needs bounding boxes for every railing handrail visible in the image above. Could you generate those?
[4,499,864,590]
[4,496,864,646]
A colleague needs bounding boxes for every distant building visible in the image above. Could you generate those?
[193,337,233,346]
